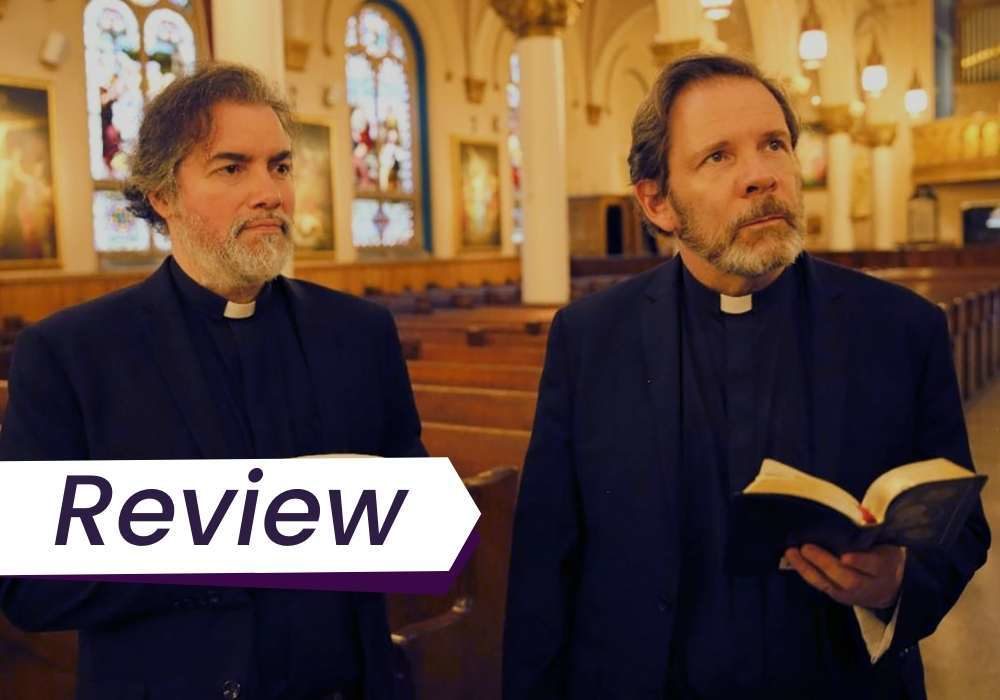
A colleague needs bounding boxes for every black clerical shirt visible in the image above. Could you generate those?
[671,258,855,697]
[168,260,361,698]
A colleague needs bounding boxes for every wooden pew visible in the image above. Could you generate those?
[415,342,545,366]
[407,361,541,392]
[414,385,536,432]
[390,466,518,700]
[422,422,530,478]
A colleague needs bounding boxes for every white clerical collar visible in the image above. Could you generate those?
[720,293,753,315]
[224,300,256,319]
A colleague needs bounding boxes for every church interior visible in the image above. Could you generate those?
[0,0,999,697]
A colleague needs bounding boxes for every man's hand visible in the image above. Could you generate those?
[784,544,906,609]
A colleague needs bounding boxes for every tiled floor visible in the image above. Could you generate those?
[921,379,1000,698]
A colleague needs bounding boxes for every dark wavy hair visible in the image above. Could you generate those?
[123,63,293,229]
[628,54,800,233]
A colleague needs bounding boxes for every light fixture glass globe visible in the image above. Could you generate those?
[861,64,888,97]
[700,0,732,21]
[799,29,828,69]
[905,87,929,116]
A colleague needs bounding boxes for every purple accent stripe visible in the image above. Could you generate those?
[23,530,479,596]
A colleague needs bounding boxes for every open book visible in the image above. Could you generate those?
[729,458,987,571]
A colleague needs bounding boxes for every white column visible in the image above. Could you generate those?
[867,124,897,250]
[820,105,855,251]
[651,0,724,63]
[211,0,286,91]
[518,36,570,304]
[826,131,854,250]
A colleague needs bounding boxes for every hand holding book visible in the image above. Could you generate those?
[729,457,987,574]
[784,543,905,609]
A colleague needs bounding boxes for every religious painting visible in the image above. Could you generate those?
[796,124,827,189]
[291,116,335,255]
[453,138,502,253]
[0,79,59,269]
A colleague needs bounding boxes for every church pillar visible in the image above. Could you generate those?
[490,1,581,305]
[864,124,897,250]
[211,0,286,91]
[820,106,855,251]
[651,0,724,66]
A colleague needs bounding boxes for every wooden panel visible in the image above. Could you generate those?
[295,257,520,296]
[416,342,545,366]
[0,257,520,323]
[422,422,530,477]
[414,385,536,431]
[407,361,541,391]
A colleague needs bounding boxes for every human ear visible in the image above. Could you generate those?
[633,180,678,233]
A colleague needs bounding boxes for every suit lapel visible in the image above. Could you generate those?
[137,261,229,458]
[801,255,849,483]
[281,278,351,451]
[639,257,684,559]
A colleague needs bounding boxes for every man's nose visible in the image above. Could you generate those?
[740,157,779,196]
[249,169,284,210]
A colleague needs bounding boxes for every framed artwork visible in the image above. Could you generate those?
[290,115,335,256]
[453,138,502,253]
[796,124,828,189]
[0,77,59,269]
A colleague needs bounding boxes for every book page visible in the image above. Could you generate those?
[743,459,864,525]
[862,458,975,521]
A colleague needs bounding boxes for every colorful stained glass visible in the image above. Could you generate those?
[84,0,143,182]
[143,9,195,98]
[507,53,524,244]
[359,8,390,59]
[376,58,412,193]
[86,0,199,257]
[92,190,152,252]
[346,4,420,249]
[351,199,415,248]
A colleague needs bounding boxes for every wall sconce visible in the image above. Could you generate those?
[904,70,928,116]
[861,37,888,97]
[798,0,827,70]
[699,0,732,21]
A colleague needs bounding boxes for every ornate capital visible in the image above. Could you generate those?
[818,104,854,134]
[650,39,701,67]
[464,77,487,104]
[489,0,584,38]
[856,123,897,148]
[284,38,311,72]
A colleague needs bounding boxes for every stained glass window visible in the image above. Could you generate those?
[345,5,422,251]
[83,0,201,262]
[507,53,524,245]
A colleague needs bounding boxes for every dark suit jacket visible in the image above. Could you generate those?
[0,260,425,700]
[502,254,990,700]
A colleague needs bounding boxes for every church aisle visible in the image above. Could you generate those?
[921,379,1000,698]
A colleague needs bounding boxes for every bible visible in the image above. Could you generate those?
[729,458,987,571]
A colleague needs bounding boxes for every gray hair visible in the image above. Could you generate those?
[123,63,293,229]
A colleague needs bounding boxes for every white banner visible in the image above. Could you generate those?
[0,457,479,576]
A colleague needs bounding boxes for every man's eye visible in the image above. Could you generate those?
[705,151,725,164]
[221,164,242,175]
[275,162,293,175]
[768,138,788,151]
